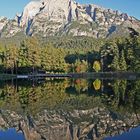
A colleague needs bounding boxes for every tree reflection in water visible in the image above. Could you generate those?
[0,78,140,139]
[0,78,140,114]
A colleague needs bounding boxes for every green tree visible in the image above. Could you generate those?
[119,50,127,71]
[3,44,18,74]
[0,44,5,73]
[18,41,28,68]
[110,46,120,71]
[26,37,41,73]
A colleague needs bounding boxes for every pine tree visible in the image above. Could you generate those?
[3,44,18,74]
[18,41,28,67]
[119,50,127,71]
[26,37,41,73]
[111,47,120,71]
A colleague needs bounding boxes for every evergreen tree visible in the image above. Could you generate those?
[18,41,28,68]
[111,47,120,71]
[26,37,41,73]
[3,44,18,74]
[119,50,127,71]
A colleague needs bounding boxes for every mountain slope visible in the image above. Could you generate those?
[0,0,140,38]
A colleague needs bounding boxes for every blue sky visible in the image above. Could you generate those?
[0,0,140,19]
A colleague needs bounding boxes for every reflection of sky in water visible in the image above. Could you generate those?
[0,128,25,140]
[105,127,140,140]
[0,127,140,140]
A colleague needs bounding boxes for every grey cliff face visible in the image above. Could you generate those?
[0,108,140,140]
[0,17,8,37]
[0,0,140,38]
[35,109,139,140]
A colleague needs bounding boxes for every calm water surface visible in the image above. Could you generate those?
[0,78,140,140]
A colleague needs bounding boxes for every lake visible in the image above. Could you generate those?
[0,76,140,140]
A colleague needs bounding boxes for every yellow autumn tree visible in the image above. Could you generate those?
[93,79,101,90]
[93,61,101,72]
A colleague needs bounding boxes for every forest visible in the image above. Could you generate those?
[0,35,140,74]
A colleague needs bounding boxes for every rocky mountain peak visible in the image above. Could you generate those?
[21,0,78,25]
[0,0,140,38]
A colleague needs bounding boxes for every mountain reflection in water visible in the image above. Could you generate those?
[0,78,140,140]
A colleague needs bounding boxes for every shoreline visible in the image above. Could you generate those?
[0,72,140,80]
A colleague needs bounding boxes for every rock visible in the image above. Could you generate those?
[0,0,140,38]
[0,17,8,34]
[21,1,43,27]
[0,108,140,140]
